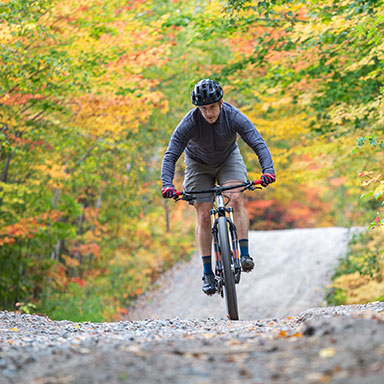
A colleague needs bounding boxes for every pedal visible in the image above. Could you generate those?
[235,267,241,284]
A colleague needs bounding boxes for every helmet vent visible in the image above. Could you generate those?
[191,79,223,106]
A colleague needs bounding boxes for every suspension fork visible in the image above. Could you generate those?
[227,207,241,270]
[210,208,223,273]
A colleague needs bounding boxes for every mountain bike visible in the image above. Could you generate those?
[175,179,262,320]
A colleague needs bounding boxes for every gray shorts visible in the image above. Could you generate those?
[183,147,248,204]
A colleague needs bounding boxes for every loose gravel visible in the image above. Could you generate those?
[1,302,384,383]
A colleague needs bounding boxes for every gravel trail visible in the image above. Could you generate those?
[1,303,384,384]
[128,227,360,321]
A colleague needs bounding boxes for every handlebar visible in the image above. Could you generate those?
[175,179,262,201]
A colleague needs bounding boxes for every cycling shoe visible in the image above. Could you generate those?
[241,255,254,272]
[202,273,216,295]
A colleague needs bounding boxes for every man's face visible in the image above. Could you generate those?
[197,100,223,124]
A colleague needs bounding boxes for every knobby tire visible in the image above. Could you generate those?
[217,216,239,320]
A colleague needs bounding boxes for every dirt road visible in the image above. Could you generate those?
[128,227,360,320]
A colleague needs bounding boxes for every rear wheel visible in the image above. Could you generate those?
[217,216,239,320]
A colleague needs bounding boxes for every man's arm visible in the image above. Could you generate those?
[161,117,193,188]
[234,112,275,175]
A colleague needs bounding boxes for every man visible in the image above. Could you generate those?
[161,79,275,295]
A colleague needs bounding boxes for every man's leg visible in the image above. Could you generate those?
[194,202,213,257]
[223,181,254,272]
[182,155,217,294]
[194,201,216,295]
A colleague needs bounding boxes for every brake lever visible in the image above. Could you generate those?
[249,185,263,191]
[173,191,184,202]
[175,193,194,203]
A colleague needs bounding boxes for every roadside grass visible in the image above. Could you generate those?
[326,229,384,306]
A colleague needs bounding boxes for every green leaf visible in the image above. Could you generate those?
[360,191,374,201]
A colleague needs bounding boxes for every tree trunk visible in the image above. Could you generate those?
[96,187,103,209]
[50,188,62,260]
[50,239,63,261]
[90,186,103,234]
[52,188,62,209]
[1,152,13,182]
[164,200,170,233]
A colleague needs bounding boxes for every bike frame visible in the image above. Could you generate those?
[176,179,262,319]
[210,186,241,294]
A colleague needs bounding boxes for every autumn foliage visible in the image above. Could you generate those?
[1,0,383,320]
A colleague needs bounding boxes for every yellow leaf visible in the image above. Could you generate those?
[62,254,80,267]
[319,347,336,358]
[374,183,384,201]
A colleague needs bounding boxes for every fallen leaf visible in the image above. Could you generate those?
[201,333,216,338]
[319,347,336,358]
[279,330,288,338]
[305,372,331,383]
[183,334,194,339]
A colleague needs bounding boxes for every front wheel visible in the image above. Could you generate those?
[217,216,239,320]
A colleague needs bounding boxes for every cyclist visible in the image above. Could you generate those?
[161,79,275,295]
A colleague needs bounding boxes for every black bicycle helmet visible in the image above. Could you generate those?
[191,79,223,106]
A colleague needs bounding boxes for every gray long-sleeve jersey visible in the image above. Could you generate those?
[161,102,275,188]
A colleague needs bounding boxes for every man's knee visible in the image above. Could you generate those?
[195,203,212,225]
[230,192,244,208]
[197,210,211,226]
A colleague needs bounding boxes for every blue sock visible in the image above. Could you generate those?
[202,255,213,275]
[239,238,249,257]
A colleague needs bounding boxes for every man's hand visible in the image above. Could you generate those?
[260,173,276,187]
[162,186,177,199]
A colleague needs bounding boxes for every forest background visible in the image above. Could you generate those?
[0,0,383,321]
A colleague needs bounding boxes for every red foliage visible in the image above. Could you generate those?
[71,277,86,287]
[4,132,52,150]
[0,211,63,246]
[246,187,332,230]
[71,243,101,258]
[329,177,346,187]
[1,92,44,106]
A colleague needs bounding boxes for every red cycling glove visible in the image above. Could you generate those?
[162,186,177,199]
[260,173,276,187]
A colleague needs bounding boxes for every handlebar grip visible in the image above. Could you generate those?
[175,191,183,197]
[252,179,262,185]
